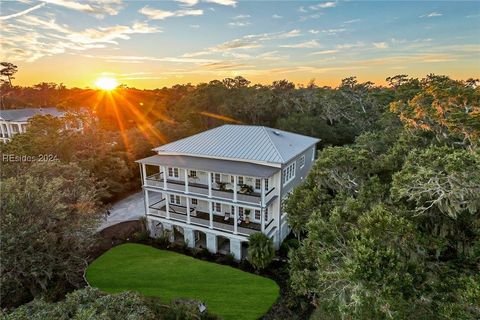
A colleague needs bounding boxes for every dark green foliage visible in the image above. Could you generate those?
[247,233,275,270]
[2,287,219,320]
[0,162,103,308]
[286,75,480,319]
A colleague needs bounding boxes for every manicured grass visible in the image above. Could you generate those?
[86,243,280,320]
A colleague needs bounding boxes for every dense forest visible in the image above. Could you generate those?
[1,67,479,319]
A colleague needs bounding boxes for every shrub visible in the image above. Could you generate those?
[247,233,275,270]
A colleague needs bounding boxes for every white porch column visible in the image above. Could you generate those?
[230,238,242,260]
[261,208,265,233]
[233,175,238,202]
[184,227,195,248]
[165,193,170,219]
[6,123,12,138]
[261,178,266,205]
[206,233,217,253]
[186,197,191,224]
[184,169,189,194]
[162,166,168,189]
[0,122,5,138]
[163,222,174,242]
[207,172,212,198]
[144,189,149,215]
[142,163,147,186]
[234,205,238,235]
[209,201,213,229]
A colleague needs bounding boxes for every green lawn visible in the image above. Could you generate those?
[86,243,280,320]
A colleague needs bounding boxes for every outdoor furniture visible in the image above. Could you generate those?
[224,212,230,221]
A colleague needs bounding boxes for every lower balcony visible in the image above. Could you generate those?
[148,200,262,236]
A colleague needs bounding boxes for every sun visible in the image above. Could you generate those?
[95,77,119,91]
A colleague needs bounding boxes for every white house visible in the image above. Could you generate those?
[137,125,320,260]
[0,107,66,143]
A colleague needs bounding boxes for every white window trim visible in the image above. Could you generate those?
[299,155,305,169]
[282,162,296,186]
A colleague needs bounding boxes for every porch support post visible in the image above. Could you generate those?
[234,205,238,235]
[207,172,212,198]
[233,175,238,202]
[261,208,265,233]
[162,166,168,190]
[209,200,213,229]
[186,197,191,224]
[144,189,149,216]
[6,123,12,138]
[165,193,170,219]
[141,163,147,186]
[0,123,5,139]
[184,169,189,194]
[261,178,266,206]
[230,238,242,260]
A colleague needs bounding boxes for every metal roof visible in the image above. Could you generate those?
[0,108,65,122]
[136,154,279,178]
[153,125,320,165]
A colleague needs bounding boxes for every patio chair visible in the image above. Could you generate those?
[224,212,230,221]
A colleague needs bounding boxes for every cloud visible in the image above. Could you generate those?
[203,0,237,7]
[39,0,124,17]
[232,14,251,20]
[228,21,251,27]
[182,29,301,57]
[420,12,443,18]
[139,6,203,20]
[336,42,364,49]
[0,3,46,21]
[272,14,283,19]
[309,28,346,35]
[280,40,321,48]
[310,49,338,55]
[2,15,160,62]
[373,42,389,49]
[189,24,200,28]
[175,0,199,6]
[343,18,361,24]
[309,2,336,10]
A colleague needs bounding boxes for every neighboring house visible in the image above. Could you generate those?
[0,107,66,142]
[137,125,320,260]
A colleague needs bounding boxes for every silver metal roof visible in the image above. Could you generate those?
[0,108,65,122]
[136,154,279,178]
[153,125,320,164]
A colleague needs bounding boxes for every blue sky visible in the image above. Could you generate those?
[1,0,479,88]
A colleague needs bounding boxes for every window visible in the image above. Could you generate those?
[168,167,179,178]
[255,179,261,190]
[169,195,180,204]
[255,209,260,220]
[212,202,221,212]
[299,155,305,168]
[282,162,296,185]
[239,207,244,215]
[191,198,198,205]
[264,207,269,222]
[231,176,234,183]
[238,176,244,185]
[189,170,197,178]
[265,179,269,191]
[212,173,221,183]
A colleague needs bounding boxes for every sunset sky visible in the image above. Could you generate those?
[1,0,479,88]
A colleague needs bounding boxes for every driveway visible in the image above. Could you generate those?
[99,191,162,230]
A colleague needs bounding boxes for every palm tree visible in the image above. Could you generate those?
[247,233,275,270]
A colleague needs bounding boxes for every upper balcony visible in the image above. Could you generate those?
[137,154,280,207]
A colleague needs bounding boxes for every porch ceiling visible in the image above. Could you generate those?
[136,154,279,178]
